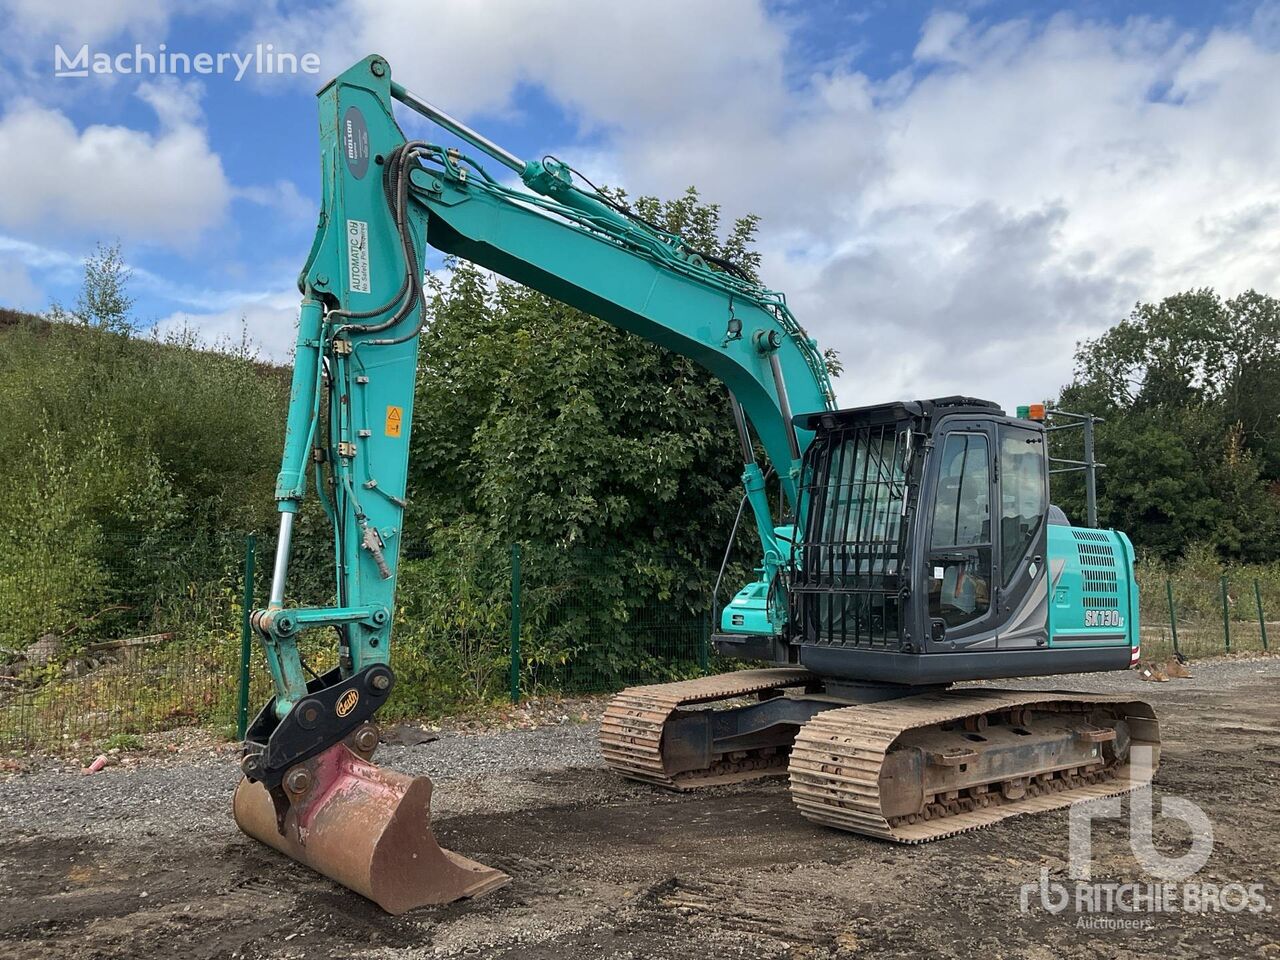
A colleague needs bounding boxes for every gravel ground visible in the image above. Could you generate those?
[0,656,1274,840]
[1,655,1277,959]
[965,653,1278,693]
[0,712,613,840]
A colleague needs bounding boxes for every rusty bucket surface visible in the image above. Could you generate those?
[233,742,509,914]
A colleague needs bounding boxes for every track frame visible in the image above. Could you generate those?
[601,673,1159,843]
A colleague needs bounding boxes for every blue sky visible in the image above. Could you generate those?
[1,1,1278,408]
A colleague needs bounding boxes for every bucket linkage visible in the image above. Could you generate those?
[235,665,508,914]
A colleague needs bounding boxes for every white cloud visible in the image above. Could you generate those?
[0,81,231,248]
[234,179,314,223]
[0,0,171,46]
[0,234,82,273]
[0,254,42,309]
[0,234,309,342]
[794,11,1280,407]
[134,78,207,130]
[245,4,1280,409]
[246,0,787,124]
[153,289,300,360]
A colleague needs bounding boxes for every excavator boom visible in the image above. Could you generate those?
[237,54,835,911]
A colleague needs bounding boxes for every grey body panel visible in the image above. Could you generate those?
[996,569,1048,649]
[798,644,1132,685]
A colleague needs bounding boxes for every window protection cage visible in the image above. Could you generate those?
[790,418,912,649]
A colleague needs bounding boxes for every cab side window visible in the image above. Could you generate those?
[998,426,1047,584]
[928,433,992,628]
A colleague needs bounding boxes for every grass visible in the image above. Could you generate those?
[103,733,144,751]
[1136,543,1276,661]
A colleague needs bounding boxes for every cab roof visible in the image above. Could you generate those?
[794,396,1005,431]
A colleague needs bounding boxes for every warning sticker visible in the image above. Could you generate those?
[347,219,370,294]
[385,405,403,437]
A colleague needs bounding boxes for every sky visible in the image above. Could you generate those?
[0,0,1278,412]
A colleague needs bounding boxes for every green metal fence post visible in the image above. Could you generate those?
[236,534,257,741]
[509,543,522,704]
[699,616,710,673]
[1221,575,1231,653]
[1255,579,1269,652]
[1165,579,1180,658]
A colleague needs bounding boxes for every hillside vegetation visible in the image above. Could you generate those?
[0,281,288,657]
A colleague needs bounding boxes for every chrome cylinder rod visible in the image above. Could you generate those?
[729,394,755,466]
[268,511,295,609]
[390,81,526,174]
[768,352,802,462]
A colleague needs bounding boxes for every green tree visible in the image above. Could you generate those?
[49,241,136,335]
[1056,289,1280,560]
[401,189,806,681]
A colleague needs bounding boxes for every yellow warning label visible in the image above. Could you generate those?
[385,405,403,438]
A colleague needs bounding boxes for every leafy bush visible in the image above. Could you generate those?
[0,246,289,655]
[387,525,511,717]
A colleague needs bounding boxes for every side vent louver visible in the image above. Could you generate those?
[1072,529,1119,610]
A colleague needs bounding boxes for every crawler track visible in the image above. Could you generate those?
[599,668,815,788]
[789,689,1160,842]
[604,677,1160,843]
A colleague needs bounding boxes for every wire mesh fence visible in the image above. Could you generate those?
[1137,574,1272,662]
[0,534,720,754]
[0,529,324,755]
[1,531,1273,755]
[0,530,250,754]
[508,543,713,700]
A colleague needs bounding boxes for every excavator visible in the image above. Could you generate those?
[233,55,1160,913]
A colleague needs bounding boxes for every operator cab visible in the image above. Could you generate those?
[716,397,1138,684]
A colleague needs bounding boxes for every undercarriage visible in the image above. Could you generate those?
[600,669,1159,841]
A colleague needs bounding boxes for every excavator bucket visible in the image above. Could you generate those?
[233,741,508,913]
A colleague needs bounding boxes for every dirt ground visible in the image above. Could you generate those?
[2,659,1277,959]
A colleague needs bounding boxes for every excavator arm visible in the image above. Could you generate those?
[234,54,833,910]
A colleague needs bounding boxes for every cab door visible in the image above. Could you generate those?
[994,423,1050,648]
[922,422,997,648]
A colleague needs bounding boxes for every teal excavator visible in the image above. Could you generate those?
[233,55,1160,913]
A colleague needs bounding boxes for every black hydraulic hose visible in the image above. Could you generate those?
[359,144,423,333]
[331,141,430,336]
[365,143,432,346]
[328,274,411,323]
[711,465,775,630]
[327,150,412,328]
[554,156,754,282]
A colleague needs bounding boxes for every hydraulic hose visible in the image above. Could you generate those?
[331,142,430,339]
